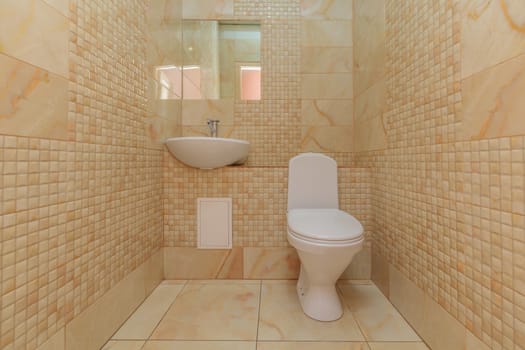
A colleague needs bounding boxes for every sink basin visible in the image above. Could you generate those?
[165,137,250,169]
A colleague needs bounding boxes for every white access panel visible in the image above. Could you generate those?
[197,198,232,249]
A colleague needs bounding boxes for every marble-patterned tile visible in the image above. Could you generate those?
[42,0,69,17]
[147,115,181,144]
[182,99,234,126]
[353,0,386,95]
[388,266,425,333]
[300,0,353,20]
[466,331,491,350]
[420,295,466,350]
[353,117,387,152]
[150,281,260,340]
[301,126,354,153]
[340,246,371,280]
[460,0,525,78]
[367,342,429,350]
[371,250,390,298]
[257,342,369,350]
[65,262,148,350]
[0,53,69,140]
[460,54,525,140]
[112,284,185,340]
[301,100,353,126]
[37,328,64,350]
[101,341,145,350]
[301,47,353,73]
[258,281,365,341]
[182,0,233,19]
[164,247,243,279]
[339,284,420,341]
[243,247,300,280]
[143,341,255,350]
[354,80,386,124]
[301,74,353,99]
[0,0,69,77]
[301,20,353,47]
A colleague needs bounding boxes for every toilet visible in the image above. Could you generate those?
[287,153,364,321]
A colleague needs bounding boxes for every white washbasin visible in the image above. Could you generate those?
[165,137,250,169]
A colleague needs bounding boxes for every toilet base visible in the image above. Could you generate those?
[296,267,344,322]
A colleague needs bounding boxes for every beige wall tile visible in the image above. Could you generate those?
[0,0,69,77]
[301,0,353,20]
[0,54,68,140]
[460,54,525,140]
[301,74,353,99]
[182,0,233,19]
[42,0,69,17]
[367,343,428,350]
[301,126,354,153]
[301,20,353,47]
[371,249,390,298]
[37,328,64,350]
[258,342,369,350]
[301,47,353,73]
[164,247,243,279]
[354,80,385,124]
[301,99,353,126]
[243,247,300,279]
[460,0,525,78]
[388,266,425,332]
[420,296,466,350]
[353,117,387,152]
[182,99,234,126]
[102,341,145,350]
[353,0,385,95]
[65,260,149,350]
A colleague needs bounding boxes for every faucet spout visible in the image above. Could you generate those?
[207,119,220,138]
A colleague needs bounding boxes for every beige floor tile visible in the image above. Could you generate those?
[339,284,420,342]
[101,340,145,350]
[113,284,185,340]
[150,281,260,340]
[142,340,256,350]
[367,342,429,350]
[257,281,365,341]
[257,342,370,349]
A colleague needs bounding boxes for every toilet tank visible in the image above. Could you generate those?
[287,153,339,211]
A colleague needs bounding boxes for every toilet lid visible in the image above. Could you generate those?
[287,209,364,242]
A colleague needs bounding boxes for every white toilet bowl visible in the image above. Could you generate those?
[287,154,364,321]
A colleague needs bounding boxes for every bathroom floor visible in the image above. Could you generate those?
[102,280,429,350]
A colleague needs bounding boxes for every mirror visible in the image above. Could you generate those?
[179,20,261,100]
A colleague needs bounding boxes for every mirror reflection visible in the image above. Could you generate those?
[157,20,261,101]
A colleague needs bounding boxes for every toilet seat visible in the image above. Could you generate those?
[287,209,364,244]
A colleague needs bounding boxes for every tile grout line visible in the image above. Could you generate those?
[255,279,263,349]
[144,280,190,342]
[336,282,368,343]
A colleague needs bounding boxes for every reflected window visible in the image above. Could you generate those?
[239,65,261,100]
[156,65,182,100]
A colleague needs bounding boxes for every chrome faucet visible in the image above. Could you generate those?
[207,119,220,138]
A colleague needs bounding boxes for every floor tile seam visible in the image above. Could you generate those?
[145,279,190,341]
[336,282,369,341]
[255,279,263,342]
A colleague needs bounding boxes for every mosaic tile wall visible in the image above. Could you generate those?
[358,0,525,349]
[163,0,368,249]
[0,0,165,349]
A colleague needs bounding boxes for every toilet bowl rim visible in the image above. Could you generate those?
[287,229,364,247]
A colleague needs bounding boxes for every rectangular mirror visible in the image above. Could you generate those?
[181,20,261,100]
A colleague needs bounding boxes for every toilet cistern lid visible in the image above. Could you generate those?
[287,209,364,242]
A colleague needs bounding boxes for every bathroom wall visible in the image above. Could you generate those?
[0,0,172,349]
[357,0,525,349]
[163,0,373,279]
